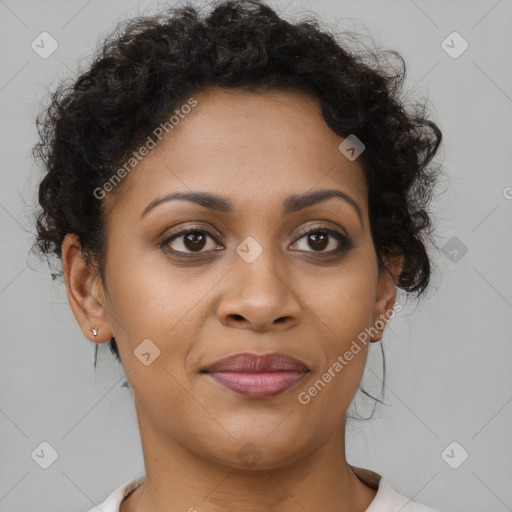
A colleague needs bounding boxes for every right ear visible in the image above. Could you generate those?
[61,233,113,343]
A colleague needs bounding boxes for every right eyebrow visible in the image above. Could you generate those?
[140,191,233,219]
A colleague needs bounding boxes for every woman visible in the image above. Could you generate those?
[32,1,443,510]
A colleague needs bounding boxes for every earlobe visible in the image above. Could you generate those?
[61,233,113,343]
[370,253,404,342]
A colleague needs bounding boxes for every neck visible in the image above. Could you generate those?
[121,401,378,512]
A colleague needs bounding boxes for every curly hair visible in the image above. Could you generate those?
[32,0,442,387]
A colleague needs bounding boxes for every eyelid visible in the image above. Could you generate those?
[160,222,223,242]
[292,222,348,241]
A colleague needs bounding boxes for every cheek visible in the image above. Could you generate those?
[295,266,377,426]
[301,255,378,343]
[102,244,205,369]
[102,248,207,436]
[104,237,204,329]
[296,252,378,405]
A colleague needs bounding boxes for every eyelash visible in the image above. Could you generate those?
[159,224,353,259]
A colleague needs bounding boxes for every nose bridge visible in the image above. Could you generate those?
[236,239,291,304]
[217,238,301,329]
[240,247,287,297]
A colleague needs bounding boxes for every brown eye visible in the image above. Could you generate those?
[181,231,207,251]
[290,226,352,254]
[160,228,221,255]
[306,232,329,251]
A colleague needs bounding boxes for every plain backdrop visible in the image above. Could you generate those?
[1,0,511,511]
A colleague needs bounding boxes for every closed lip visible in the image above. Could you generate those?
[202,352,309,373]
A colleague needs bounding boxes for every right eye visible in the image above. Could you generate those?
[159,227,223,257]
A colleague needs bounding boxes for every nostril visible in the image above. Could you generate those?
[231,314,245,321]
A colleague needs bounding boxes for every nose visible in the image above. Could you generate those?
[216,255,302,332]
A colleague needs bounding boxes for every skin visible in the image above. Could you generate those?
[62,87,402,512]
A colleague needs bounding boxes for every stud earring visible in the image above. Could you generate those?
[91,327,98,337]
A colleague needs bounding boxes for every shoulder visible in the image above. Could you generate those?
[349,466,441,512]
[84,476,145,512]
[372,478,441,512]
[85,470,443,512]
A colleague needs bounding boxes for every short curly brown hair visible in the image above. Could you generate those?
[32,0,442,369]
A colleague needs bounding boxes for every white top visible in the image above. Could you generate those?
[86,468,440,512]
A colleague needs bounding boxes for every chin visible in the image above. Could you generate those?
[198,429,316,471]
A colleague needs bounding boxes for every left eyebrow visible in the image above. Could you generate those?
[140,188,363,226]
[283,189,362,226]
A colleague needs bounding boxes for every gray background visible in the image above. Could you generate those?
[1,0,511,510]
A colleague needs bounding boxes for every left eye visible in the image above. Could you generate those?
[290,227,349,253]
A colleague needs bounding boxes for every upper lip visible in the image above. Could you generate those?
[203,352,309,373]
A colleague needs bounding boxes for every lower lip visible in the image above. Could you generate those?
[206,371,307,398]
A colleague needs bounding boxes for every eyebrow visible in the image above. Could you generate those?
[140,188,363,226]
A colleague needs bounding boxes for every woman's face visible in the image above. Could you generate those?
[65,87,398,470]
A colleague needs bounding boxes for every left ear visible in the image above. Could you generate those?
[370,253,404,342]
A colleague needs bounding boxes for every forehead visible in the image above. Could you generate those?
[106,87,368,218]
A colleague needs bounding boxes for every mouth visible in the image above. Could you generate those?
[201,352,309,398]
